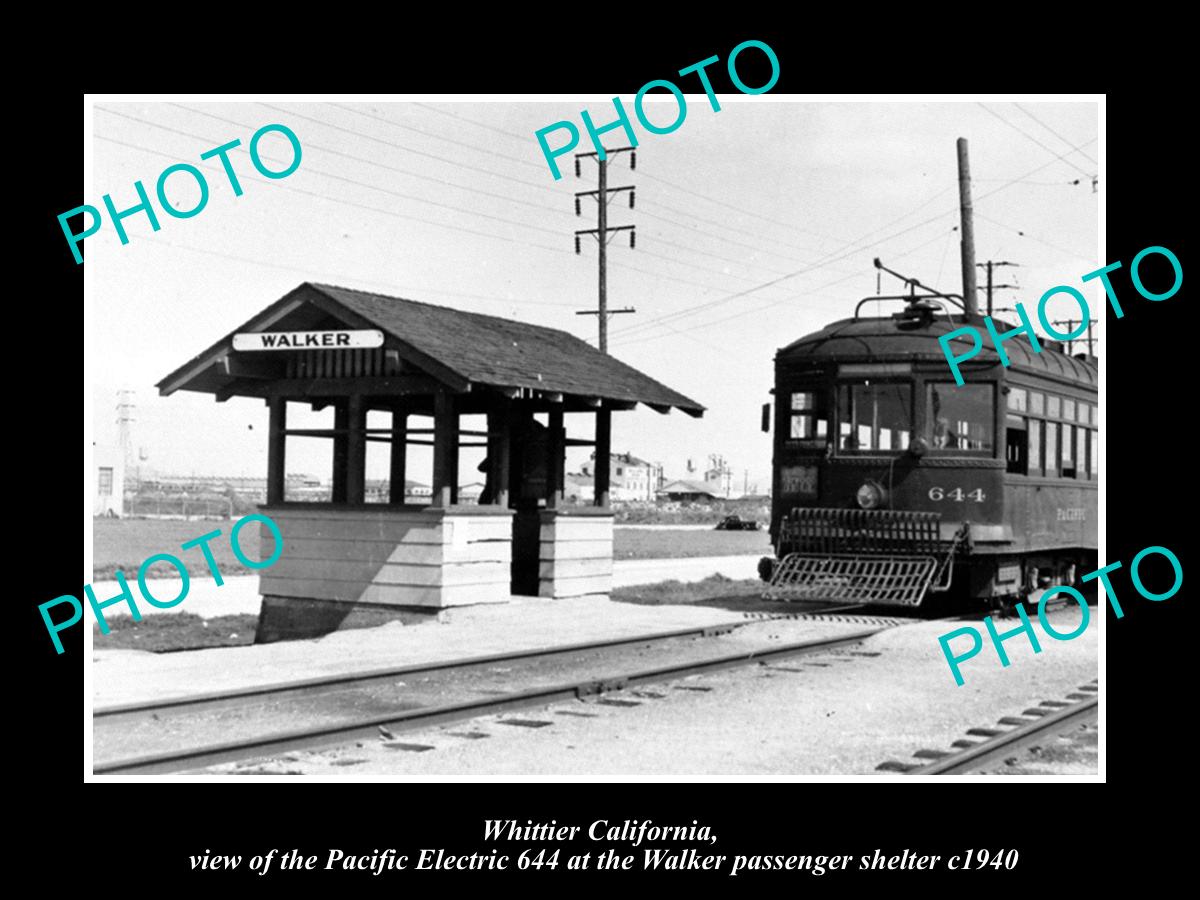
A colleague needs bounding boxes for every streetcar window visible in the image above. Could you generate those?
[1028,419,1042,474]
[1006,414,1028,474]
[1077,425,1089,478]
[927,383,994,453]
[1046,423,1059,476]
[1061,424,1076,478]
[788,391,828,443]
[1090,429,1098,479]
[1047,395,1061,419]
[1077,403,1090,425]
[1007,388,1027,412]
[837,382,912,452]
[1029,391,1045,416]
[1063,398,1076,423]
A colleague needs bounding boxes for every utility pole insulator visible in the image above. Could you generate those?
[573,146,637,353]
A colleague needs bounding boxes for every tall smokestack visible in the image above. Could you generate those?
[956,137,979,320]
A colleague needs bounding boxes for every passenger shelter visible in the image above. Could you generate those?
[158,283,703,640]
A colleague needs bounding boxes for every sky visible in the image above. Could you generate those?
[87,97,1099,492]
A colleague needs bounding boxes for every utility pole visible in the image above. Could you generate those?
[975,260,1019,318]
[1051,319,1099,357]
[574,147,637,352]
[957,137,979,320]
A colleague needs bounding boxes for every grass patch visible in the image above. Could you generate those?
[612,528,769,560]
[94,518,258,582]
[95,613,258,652]
[612,574,765,606]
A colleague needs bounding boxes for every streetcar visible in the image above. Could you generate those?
[758,278,1098,610]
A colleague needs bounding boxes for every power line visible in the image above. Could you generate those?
[414,102,530,140]
[332,102,547,172]
[610,226,958,348]
[126,235,579,308]
[255,102,562,195]
[1013,103,1098,165]
[96,128,773,307]
[96,107,568,239]
[609,140,1099,343]
[976,103,1093,177]
[171,103,575,219]
[98,132,725,313]
[254,104,842,278]
[93,132,568,254]
[609,207,961,341]
[411,102,860,247]
[414,102,531,141]
[974,211,1096,263]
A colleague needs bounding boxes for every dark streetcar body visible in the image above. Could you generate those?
[762,303,1097,609]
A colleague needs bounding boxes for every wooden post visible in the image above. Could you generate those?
[331,400,348,503]
[489,401,512,508]
[594,406,611,508]
[957,137,979,319]
[346,393,366,504]
[389,405,408,505]
[267,397,286,505]
[546,406,564,509]
[432,390,458,507]
[598,156,608,352]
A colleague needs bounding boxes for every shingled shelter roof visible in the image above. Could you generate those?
[157,282,704,415]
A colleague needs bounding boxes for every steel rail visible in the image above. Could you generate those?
[95,622,750,719]
[909,694,1098,775]
[94,628,881,776]
[96,602,882,720]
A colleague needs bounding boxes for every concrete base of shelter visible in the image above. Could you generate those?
[254,596,447,644]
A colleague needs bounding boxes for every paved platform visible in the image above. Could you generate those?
[91,596,749,709]
[89,555,764,621]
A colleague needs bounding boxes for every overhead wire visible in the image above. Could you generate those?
[1013,103,1099,165]
[976,103,1094,177]
[608,138,1098,342]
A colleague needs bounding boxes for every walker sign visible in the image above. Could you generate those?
[233,329,384,351]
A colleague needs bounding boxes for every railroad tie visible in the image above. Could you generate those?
[913,748,953,760]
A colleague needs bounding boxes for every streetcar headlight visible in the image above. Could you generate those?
[856,480,885,510]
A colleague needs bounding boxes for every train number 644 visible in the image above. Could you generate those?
[928,486,985,502]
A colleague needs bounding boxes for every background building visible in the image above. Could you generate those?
[94,444,125,517]
[657,479,720,503]
[581,452,662,502]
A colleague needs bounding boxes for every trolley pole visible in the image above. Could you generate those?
[574,147,637,353]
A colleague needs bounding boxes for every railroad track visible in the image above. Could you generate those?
[94,618,881,776]
[878,681,1099,775]
[93,598,1085,776]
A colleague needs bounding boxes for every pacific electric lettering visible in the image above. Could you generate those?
[938,544,1182,686]
[58,123,302,265]
[939,245,1183,385]
[534,39,780,180]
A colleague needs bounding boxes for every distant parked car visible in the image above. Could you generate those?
[715,515,760,531]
